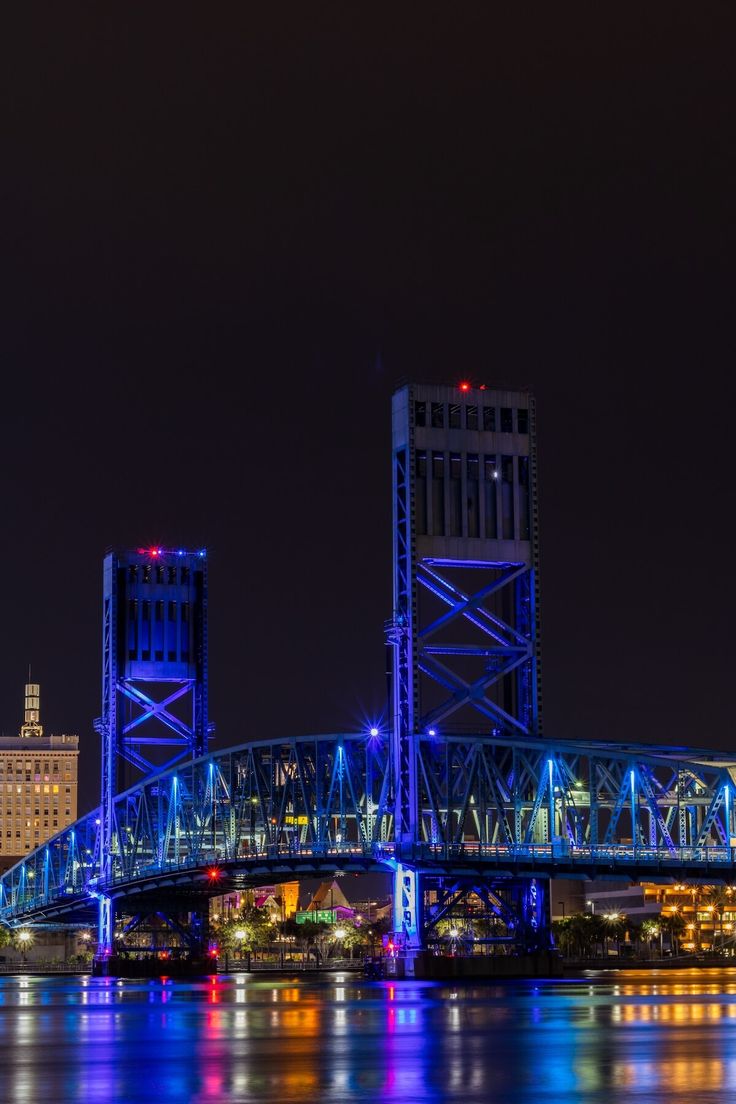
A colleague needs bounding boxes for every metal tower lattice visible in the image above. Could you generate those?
[93,546,210,956]
[388,380,542,949]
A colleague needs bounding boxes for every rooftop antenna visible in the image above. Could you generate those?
[20,674,43,739]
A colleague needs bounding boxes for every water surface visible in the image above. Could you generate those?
[2,968,736,1103]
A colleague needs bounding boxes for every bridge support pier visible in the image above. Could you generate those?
[392,864,423,949]
[389,869,554,977]
[91,895,115,975]
[92,897,214,978]
[391,864,425,976]
[513,877,551,954]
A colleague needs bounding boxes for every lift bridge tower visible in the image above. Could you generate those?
[93,546,210,962]
[388,380,542,953]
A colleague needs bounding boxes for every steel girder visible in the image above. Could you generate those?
[3,732,736,929]
[416,559,537,736]
[409,736,736,867]
[0,732,391,926]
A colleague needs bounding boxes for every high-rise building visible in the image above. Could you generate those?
[0,682,79,870]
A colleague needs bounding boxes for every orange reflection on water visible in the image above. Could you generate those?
[279,1065,319,1095]
[612,1057,732,1094]
[615,969,736,998]
[276,1007,320,1033]
[615,1001,736,1024]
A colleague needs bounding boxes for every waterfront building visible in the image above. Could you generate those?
[211,881,300,923]
[553,877,736,955]
[295,878,355,925]
[0,682,79,870]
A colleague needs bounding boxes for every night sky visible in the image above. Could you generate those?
[2,6,735,817]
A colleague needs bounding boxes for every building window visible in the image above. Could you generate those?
[431,402,444,428]
[466,405,478,430]
[501,455,515,539]
[415,450,427,535]
[449,403,461,429]
[431,451,445,534]
[484,455,498,538]
[415,401,426,427]
[519,456,530,540]
[483,406,496,432]
[517,408,529,434]
[449,453,462,535]
[467,453,479,537]
[500,407,513,433]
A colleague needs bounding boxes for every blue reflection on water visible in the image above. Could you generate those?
[2,969,736,1102]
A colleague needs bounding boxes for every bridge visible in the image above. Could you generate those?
[3,731,736,957]
[1,381,732,972]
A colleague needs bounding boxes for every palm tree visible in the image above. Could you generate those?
[291,919,329,964]
[640,918,661,959]
[214,906,275,965]
[666,910,685,955]
[703,887,731,954]
[567,913,600,959]
[601,912,626,957]
[624,917,642,959]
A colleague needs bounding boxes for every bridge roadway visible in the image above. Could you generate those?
[2,731,736,927]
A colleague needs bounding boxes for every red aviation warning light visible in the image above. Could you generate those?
[459,381,471,392]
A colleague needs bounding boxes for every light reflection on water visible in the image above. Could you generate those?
[2,969,736,1102]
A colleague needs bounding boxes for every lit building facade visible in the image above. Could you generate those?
[0,683,79,868]
[555,878,736,955]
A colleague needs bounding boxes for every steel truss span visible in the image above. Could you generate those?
[3,732,736,927]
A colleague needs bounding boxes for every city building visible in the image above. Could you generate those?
[0,682,79,870]
[295,878,355,925]
[552,877,736,955]
[211,881,300,924]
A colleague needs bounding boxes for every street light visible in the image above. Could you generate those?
[17,929,32,965]
[558,901,566,919]
[232,927,248,970]
[587,900,596,915]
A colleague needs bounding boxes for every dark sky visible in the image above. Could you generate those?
[2,5,735,816]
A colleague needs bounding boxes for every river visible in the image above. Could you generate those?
[1,967,735,1103]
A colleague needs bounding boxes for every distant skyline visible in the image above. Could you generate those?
[2,6,735,813]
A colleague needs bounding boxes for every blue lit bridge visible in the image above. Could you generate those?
[3,731,736,953]
[2,381,732,973]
